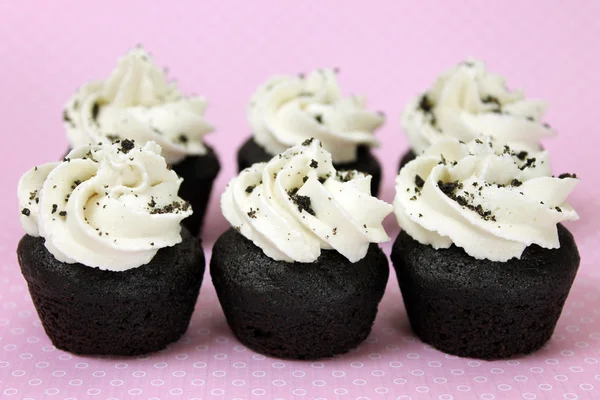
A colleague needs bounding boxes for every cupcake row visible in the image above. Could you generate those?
[16,47,580,361]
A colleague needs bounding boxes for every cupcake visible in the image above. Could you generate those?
[238,68,385,195]
[391,136,580,359]
[213,138,392,359]
[62,46,220,235]
[17,140,205,356]
[399,58,555,169]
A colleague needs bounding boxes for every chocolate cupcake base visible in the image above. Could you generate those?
[172,144,220,236]
[237,137,382,196]
[398,149,417,171]
[17,228,205,356]
[211,229,389,360]
[391,225,580,360]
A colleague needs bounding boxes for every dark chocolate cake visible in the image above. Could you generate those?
[211,228,389,360]
[17,227,205,356]
[391,224,580,359]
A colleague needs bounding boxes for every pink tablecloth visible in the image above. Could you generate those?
[1,1,599,399]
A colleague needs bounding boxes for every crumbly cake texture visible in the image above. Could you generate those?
[391,224,580,360]
[237,137,382,196]
[171,144,220,235]
[210,229,389,360]
[17,227,205,356]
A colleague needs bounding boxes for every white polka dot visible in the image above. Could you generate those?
[232,379,246,387]
[387,345,399,351]
[292,389,307,396]
[195,344,208,351]
[35,361,48,368]
[191,380,205,386]
[253,370,266,377]
[334,388,348,395]
[397,396,412,400]
[402,336,416,343]
[474,376,487,383]
[564,394,579,400]
[69,379,83,386]
[311,362,324,368]
[41,345,55,352]
[530,367,544,373]
[429,361,442,367]
[561,350,575,356]
[456,385,471,392]
[293,370,306,378]
[468,361,481,367]
[170,388,184,396]
[171,370,185,378]
[193,362,207,368]
[45,388,60,395]
[154,362,168,368]
[213,370,226,377]
[58,354,71,360]
[585,358,598,364]
[28,379,42,386]
[354,379,367,385]
[211,389,225,396]
[480,395,495,400]
[580,384,594,390]
[522,393,536,399]
[253,354,266,361]
[498,384,512,390]
[51,370,65,377]
[406,352,420,359]
[506,360,520,366]
[514,375,528,382]
[445,354,458,359]
[272,379,286,386]
[416,386,430,393]
[233,345,247,352]
[92,371,106,377]
[214,353,227,360]
[12,369,25,377]
[451,369,464,375]
[3,389,18,396]
[566,325,580,332]
[434,377,448,384]
[0,361,9,367]
[389,361,403,368]
[490,368,504,374]
[271,362,285,369]
[394,378,407,384]
[252,388,266,396]
[539,384,553,390]
[439,395,454,400]
[412,369,425,376]
[545,358,559,364]
[174,353,188,360]
[151,379,164,386]
[313,380,326,386]
[376,387,389,394]
[368,352,382,359]
[351,362,364,368]
[372,370,385,377]
[570,366,584,372]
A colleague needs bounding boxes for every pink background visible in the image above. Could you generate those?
[1,1,599,399]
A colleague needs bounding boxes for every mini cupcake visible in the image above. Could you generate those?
[17,140,205,356]
[399,58,555,169]
[63,46,220,235]
[213,138,392,359]
[391,136,580,359]
[238,68,385,195]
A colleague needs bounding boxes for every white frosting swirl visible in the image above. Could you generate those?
[248,68,384,163]
[18,140,192,271]
[222,139,392,263]
[64,46,214,165]
[394,136,579,261]
[401,58,555,154]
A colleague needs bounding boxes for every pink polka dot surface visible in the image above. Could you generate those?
[1,1,599,399]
